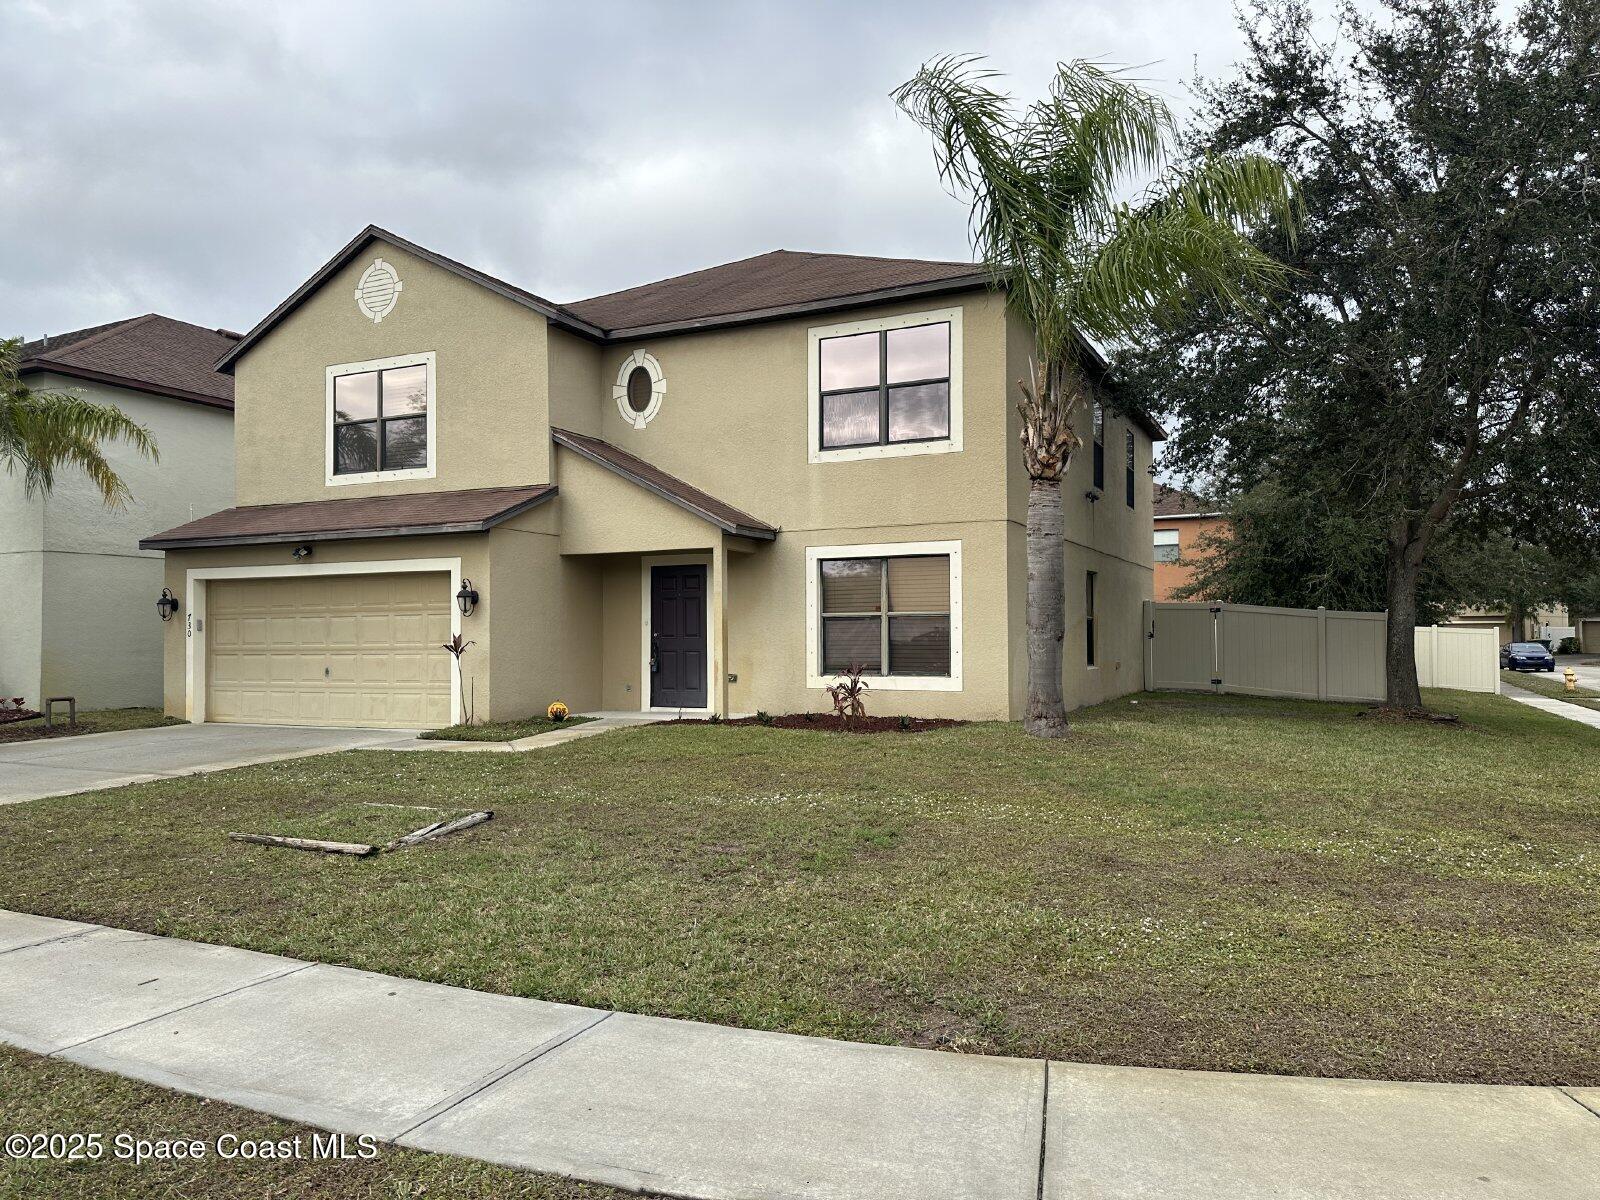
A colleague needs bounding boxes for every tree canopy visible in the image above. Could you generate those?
[1122,0,1600,706]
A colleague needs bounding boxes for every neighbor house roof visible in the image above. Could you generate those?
[19,314,238,410]
[1154,485,1222,519]
[140,484,555,550]
[552,428,777,539]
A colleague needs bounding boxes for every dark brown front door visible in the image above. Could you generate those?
[650,564,707,709]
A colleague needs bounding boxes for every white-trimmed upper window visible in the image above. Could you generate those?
[807,307,963,462]
[805,540,962,691]
[1154,529,1180,563]
[326,352,436,485]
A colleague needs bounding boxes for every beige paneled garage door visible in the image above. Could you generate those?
[206,573,452,728]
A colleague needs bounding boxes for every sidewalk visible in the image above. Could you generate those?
[1,911,1595,1199]
[1501,681,1600,731]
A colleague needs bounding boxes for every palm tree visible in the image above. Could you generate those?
[1,336,157,506]
[894,57,1298,737]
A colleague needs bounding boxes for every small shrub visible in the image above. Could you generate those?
[899,715,912,731]
[826,664,870,722]
[756,710,773,725]
[546,701,570,722]
[803,712,816,722]
[708,712,723,724]
[1558,636,1580,654]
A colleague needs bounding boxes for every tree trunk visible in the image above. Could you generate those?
[1383,546,1425,710]
[1025,477,1070,737]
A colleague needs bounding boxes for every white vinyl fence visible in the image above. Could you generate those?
[1414,625,1501,694]
[1144,602,1502,701]
[1144,601,1387,702]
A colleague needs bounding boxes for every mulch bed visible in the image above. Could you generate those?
[673,713,966,734]
[0,708,42,725]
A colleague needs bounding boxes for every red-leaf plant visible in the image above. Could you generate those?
[440,634,477,726]
[826,664,870,723]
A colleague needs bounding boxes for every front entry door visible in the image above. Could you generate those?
[650,564,708,709]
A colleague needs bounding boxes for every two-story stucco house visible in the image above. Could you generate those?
[141,226,1162,728]
[2,316,236,710]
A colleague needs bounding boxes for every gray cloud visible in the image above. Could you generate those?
[0,0,1320,339]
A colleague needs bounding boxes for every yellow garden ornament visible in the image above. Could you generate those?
[547,701,570,722]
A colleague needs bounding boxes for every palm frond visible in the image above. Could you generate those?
[0,336,158,507]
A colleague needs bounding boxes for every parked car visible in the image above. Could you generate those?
[1500,642,1556,671]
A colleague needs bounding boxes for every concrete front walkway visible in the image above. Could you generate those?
[1501,681,1600,731]
[1,913,1595,1199]
[0,723,419,805]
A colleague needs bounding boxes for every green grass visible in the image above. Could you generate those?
[0,707,182,745]
[418,714,595,741]
[1501,669,1600,711]
[1,690,1595,1086]
[0,1045,631,1199]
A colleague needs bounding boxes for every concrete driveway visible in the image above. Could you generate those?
[1556,654,1600,689]
[0,723,416,805]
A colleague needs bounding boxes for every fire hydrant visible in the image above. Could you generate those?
[1565,668,1578,693]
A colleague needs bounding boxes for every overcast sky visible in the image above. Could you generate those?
[1,0,1345,340]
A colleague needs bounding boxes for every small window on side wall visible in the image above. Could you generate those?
[1092,401,1105,490]
[1086,570,1098,666]
[1124,430,1136,508]
[1154,529,1180,563]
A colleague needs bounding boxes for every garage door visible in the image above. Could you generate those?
[1583,618,1600,654]
[206,573,452,728]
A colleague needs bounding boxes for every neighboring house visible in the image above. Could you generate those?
[1152,485,1225,602]
[142,226,1163,729]
[1,316,237,709]
[1442,604,1578,648]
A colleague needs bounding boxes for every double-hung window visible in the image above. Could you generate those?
[1085,571,1098,666]
[807,542,962,689]
[808,308,963,462]
[326,352,435,484]
[1154,529,1180,563]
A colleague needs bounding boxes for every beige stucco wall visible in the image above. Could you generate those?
[232,243,554,506]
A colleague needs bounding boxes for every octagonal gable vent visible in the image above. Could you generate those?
[355,258,403,323]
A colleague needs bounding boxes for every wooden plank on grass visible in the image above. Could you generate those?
[227,832,379,856]
[387,810,492,850]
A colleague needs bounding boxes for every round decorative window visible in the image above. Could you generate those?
[613,350,665,429]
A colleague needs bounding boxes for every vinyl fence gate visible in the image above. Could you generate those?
[1142,601,1388,703]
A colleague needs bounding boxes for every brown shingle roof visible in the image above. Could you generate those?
[20,314,238,409]
[552,428,777,539]
[140,484,555,549]
[564,249,986,335]
[1153,485,1220,518]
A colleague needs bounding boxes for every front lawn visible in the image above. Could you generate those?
[0,1045,630,1199]
[1502,668,1600,712]
[418,714,595,741]
[1,690,1594,1086]
[0,707,182,745]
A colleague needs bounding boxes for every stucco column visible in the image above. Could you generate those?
[712,537,729,716]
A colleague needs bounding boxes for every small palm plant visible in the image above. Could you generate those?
[1,337,157,506]
[893,56,1298,736]
[827,664,870,723]
[441,633,476,725]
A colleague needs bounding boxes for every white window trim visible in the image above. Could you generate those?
[806,306,964,463]
[805,540,962,691]
[182,557,464,726]
[325,351,438,486]
[639,553,715,715]
[614,349,666,429]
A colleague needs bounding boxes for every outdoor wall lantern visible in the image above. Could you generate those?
[156,588,180,621]
[456,578,480,617]
[291,544,314,560]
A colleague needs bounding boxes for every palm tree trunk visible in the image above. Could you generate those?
[1025,477,1070,737]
